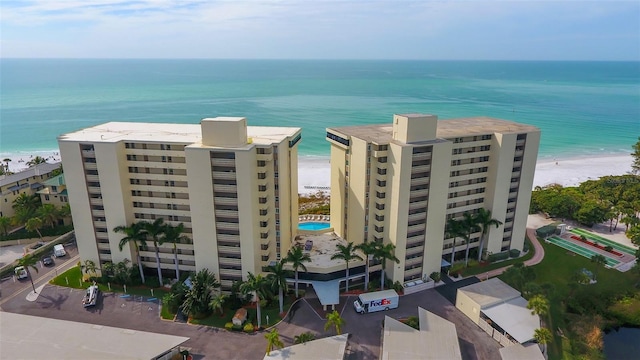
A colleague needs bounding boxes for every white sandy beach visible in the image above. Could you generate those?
[1,151,633,195]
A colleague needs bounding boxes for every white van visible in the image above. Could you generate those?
[15,266,28,280]
[353,289,399,314]
[53,244,66,257]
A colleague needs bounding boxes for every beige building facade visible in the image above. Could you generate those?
[326,114,540,284]
[0,162,61,219]
[58,118,301,289]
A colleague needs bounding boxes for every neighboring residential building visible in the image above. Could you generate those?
[382,307,462,360]
[0,162,61,218]
[326,114,540,284]
[58,118,301,289]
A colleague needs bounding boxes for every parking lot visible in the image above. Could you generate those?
[1,277,501,359]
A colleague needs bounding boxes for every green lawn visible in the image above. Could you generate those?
[502,238,637,360]
[50,267,169,298]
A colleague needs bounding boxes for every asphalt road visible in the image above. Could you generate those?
[1,275,500,359]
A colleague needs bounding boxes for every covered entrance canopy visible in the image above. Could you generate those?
[481,296,540,343]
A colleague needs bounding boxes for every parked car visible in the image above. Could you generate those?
[42,256,54,266]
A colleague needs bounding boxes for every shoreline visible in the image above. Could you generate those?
[1,150,633,195]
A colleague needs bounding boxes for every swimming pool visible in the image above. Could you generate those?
[299,222,330,231]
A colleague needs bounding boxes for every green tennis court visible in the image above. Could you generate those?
[547,236,620,267]
[569,228,637,256]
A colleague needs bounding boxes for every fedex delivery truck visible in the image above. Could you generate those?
[353,289,399,314]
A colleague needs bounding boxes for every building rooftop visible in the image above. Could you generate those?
[263,334,349,360]
[0,312,189,360]
[499,343,545,360]
[0,162,61,187]
[381,308,462,360]
[42,174,65,187]
[327,115,539,144]
[457,278,521,308]
[58,121,300,147]
[483,297,541,344]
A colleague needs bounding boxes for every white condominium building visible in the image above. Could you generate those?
[59,118,301,289]
[326,114,540,284]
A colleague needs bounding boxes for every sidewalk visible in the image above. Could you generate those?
[483,227,545,279]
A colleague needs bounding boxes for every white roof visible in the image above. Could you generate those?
[457,278,521,308]
[58,121,300,146]
[0,312,189,359]
[263,334,349,360]
[0,162,60,187]
[482,297,541,344]
[500,343,545,360]
[382,308,462,360]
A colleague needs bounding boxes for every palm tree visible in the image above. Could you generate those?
[181,268,220,317]
[114,222,148,284]
[285,246,311,298]
[16,254,39,293]
[324,310,345,335]
[294,332,316,344]
[355,241,380,291]
[461,212,480,267]
[161,222,189,280]
[446,218,464,266]
[264,329,284,356]
[266,260,290,314]
[81,259,98,278]
[527,294,550,317]
[37,204,60,228]
[239,272,269,329]
[142,218,166,286]
[26,156,47,167]
[331,242,363,292]
[59,203,72,222]
[12,208,35,227]
[209,293,227,316]
[591,254,607,280]
[12,193,41,213]
[474,208,503,261]
[0,216,11,236]
[534,327,553,353]
[25,217,43,240]
[373,243,399,290]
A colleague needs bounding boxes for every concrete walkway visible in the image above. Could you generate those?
[483,227,545,279]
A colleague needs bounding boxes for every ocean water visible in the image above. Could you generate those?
[1,59,638,161]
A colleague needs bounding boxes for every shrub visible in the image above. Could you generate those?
[488,251,510,262]
[243,323,255,333]
[404,316,419,330]
[509,249,521,258]
[605,245,613,252]
[393,281,403,293]
[225,322,234,330]
[232,324,242,331]
[430,272,441,282]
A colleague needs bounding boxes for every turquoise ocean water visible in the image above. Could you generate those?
[1,59,638,161]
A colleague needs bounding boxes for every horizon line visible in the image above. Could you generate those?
[1,57,639,62]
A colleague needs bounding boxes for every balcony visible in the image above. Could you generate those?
[218,245,241,255]
[216,222,240,231]
[219,269,242,278]
[214,197,238,206]
[89,198,103,206]
[406,245,424,257]
[407,212,426,222]
[84,162,98,170]
[212,171,237,180]
[213,184,238,193]
[214,209,238,218]
[409,200,428,211]
[411,152,431,161]
[91,209,105,217]
[403,267,422,278]
[411,165,431,174]
[212,158,236,167]
[410,177,429,186]
[405,257,423,267]
[410,189,429,198]
[217,234,240,242]
[219,257,242,266]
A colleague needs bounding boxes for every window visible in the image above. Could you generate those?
[326,132,350,146]
[44,195,50,201]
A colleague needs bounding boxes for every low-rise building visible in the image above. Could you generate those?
[0,162,61,218]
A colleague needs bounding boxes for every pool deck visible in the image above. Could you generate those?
[290,232,365,274]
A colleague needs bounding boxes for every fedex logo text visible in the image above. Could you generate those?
[370,298,391,307]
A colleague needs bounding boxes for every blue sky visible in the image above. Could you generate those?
[1,0,639,60]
